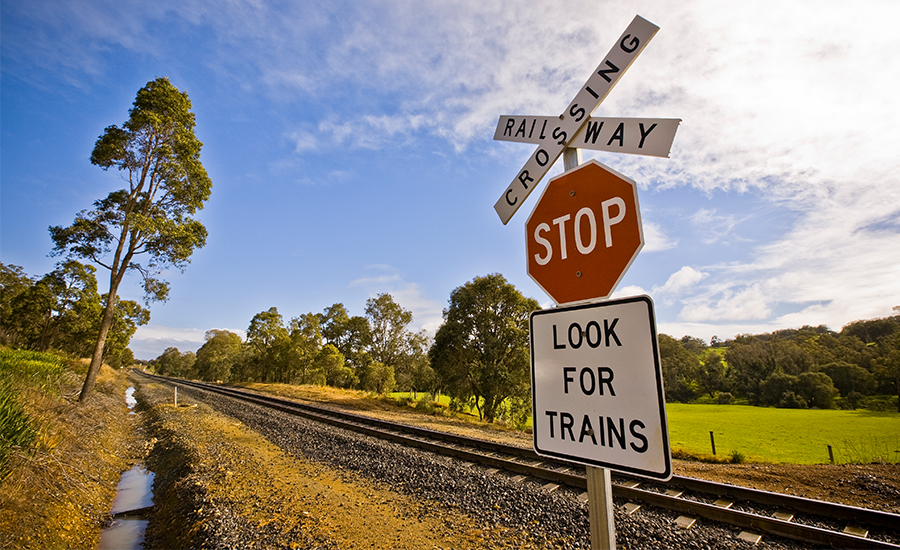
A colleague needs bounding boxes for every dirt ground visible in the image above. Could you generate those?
[139,378,558,549]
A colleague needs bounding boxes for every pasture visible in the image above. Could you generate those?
[665,403,900,464]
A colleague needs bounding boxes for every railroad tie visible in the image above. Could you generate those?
[664,489,683,498]
[713,499,734,509]
[620,480,641,489]
[737,531,762,544]
[674,516,696,529]
[541,482,560,493]
[772,510,794,522]
[623,502,641,516]
[843,525,869,538]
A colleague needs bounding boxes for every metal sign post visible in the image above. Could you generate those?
[565,148,617,550]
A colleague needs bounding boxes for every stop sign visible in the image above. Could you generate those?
[525,160,643,305]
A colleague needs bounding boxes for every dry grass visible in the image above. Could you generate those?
[234,382,533,446]
[0,362,141,550]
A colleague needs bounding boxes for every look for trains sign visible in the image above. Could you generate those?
[530,296,671,480]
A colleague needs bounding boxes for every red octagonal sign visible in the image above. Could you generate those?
[526,159,643,305]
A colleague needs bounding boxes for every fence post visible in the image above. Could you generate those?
[828,444,834,464]
[710,431,716,456]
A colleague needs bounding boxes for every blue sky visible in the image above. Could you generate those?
[2,0,899,360]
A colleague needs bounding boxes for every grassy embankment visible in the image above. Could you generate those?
[0,349,139,550]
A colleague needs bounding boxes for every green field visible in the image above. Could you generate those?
[666,403,900,464]
[389,393,900,464]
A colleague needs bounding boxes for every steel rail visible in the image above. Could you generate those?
[136,372,900,549]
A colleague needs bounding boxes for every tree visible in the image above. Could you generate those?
[152,347,197,378]
[49,77,212,401]
[0,264,34,345]
[245,307,289,382]
[796,371,838,409]
[658,334,700,402]
[429,274,539,423]
[195,330,242,382]
[819,361,876,397]
[360,361,396,394]
[697,350,728,398]
[874,332,900,412]
[319,303,371,380]
[316,344,355,388]
[3,261,101,352]
[286,313,323,384]
[365,293,413,371]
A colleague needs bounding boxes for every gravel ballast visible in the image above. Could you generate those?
[158,381,816,549]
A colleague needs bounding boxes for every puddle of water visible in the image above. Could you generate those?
[98,464,154,550]
[109,464,154,515]
[125,386,137,414]
[97,518,148,550]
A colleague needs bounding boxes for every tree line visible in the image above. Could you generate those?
[149,273,538,425]
[657,313,900,412]
[0,262,148,369]
[4,257,898,418]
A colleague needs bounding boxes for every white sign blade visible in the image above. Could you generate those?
[495,116,680,158]
[529,295,671,480]
[494,15,660,225]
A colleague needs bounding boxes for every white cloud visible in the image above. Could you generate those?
[351,265,444,334]
[656,266,706,296]
[641,221,677,252]
[690,208,738,245]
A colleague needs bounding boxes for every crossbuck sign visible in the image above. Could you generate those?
[493,15,665,225]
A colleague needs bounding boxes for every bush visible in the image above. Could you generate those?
[717,392,735,404]
[837,391,865,410]
[729,450,746,464]
[0,380,38,477]
[778,391,808,409]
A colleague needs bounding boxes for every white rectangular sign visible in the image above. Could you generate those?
[530,295,671,480]
[493,15,660,225]
[495,116,680,158]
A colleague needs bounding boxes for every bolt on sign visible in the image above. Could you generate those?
[525,160,643,306]
[493,15,660,225]
[530,296,671,480]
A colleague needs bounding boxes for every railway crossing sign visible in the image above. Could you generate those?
[525,159,643,305]
[494,116,680,158]
[493,15,660,225]
[529,295,671,480]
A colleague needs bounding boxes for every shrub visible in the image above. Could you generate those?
[729,450,746,464]
[778,391,807,409]
[717,392,735,404]
[0,380,38,477]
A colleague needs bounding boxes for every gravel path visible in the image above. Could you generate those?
[179,383,811,550]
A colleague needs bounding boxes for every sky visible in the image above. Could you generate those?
[2,0,899,360]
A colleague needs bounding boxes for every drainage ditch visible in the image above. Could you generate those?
[97,387,154,550]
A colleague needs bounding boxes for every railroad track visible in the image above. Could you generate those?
[136,372,900,549]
